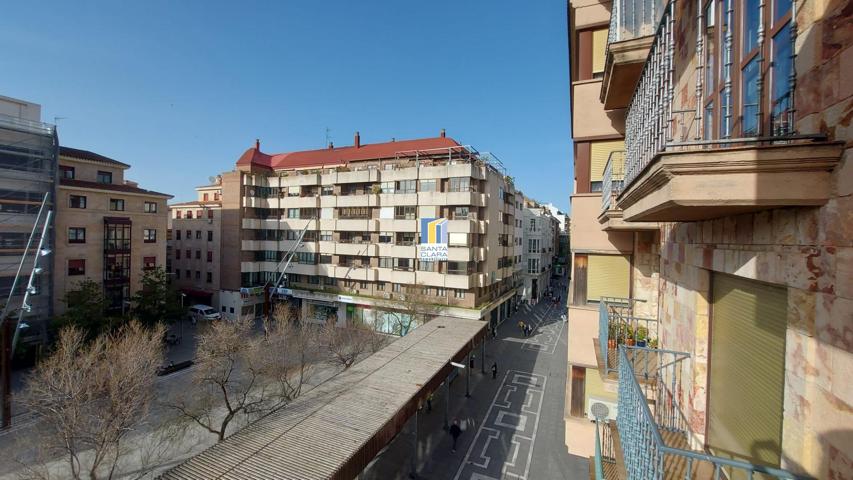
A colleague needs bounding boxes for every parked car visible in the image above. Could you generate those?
[189,304,221,323]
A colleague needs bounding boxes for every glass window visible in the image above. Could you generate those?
[69,195,87,209]
[321,185,334,196]
[394,206,416,220]
[287,208,300,218]
[207,272,213,283]
[380,182,395,194]
[448,177,470,192]
[396,232,415,245]
[393,258,412,271]
[770,23,793,135]
[320,231,333,241]
[454,289,465,299]
[396,180,416,194]
[60,165,75,179]
[319,254,332,264]
[419,179,437,192]
[379,257,393,269]
[68,227,86,244]
[195,230,201,239]
[774,0,791,23]
[453,206,469,219]
[195,250,201,259]
[97,171,112,184]
[743,0,760,54]
[447,262,468,275]
[379,232,393,243]
[741,56,760,135]
[207,230,213,241]
[392,283,402,293]
[143,229,157,243]
[143,256,156,270]
[68,259,85,276]
[288,186,301,197]
[418,260,438,272]
[704,1,716,93]
[144,201,157,213]
[109,199,125,211]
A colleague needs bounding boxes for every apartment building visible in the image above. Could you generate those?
[54,147,171,314]
[210,131,520,331]
[168,181,223,311]
[0,96,56,346]
[570,1,852,479]
[520,201,559,303]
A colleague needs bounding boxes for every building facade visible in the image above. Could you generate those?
[201,132,520,331]
[54,147,171,314]
[570,1,852,479]
[168,182,223,312]
[0,96,56,346]
[520,201,559,303]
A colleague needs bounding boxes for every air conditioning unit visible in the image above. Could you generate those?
[586,398,618,422]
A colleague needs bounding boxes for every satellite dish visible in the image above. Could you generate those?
[208,176,217,185]
[591,402,610,421]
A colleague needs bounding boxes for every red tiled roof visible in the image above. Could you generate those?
[60,146,130,168]
[236,136,463,170]
[60,178,173,198]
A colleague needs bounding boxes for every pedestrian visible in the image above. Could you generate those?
[491,361,498,379]
[518,320,525,334]
[469,355,475,369]
[449,418,462,453]
[427,393,433,413]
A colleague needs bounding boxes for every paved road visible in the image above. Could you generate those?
[361,294,588,479]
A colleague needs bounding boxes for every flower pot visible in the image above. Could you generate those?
[608,339,617,349]
[636,340,647,347]
[625,338,636,346]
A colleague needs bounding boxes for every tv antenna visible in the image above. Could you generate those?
[324,127,332,147]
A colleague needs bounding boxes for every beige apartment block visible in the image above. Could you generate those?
[168,182,223,313]
[204,132,521,331]
[54,147,171,314]
[520,200,560,303]
[571,1,852,479]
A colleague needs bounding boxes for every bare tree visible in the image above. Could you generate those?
[320,320,375,370]
[379,286,445,336]
[170,310,317,442]
[20,321,165,480]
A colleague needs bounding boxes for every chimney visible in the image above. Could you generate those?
[255,138,260,150]
[440,128,446,138]
[354,131,361,148]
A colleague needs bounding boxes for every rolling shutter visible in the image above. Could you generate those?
[590,140,625,182]
[592,28,608,74]
[586,254,630,302]
[708,274,786,475]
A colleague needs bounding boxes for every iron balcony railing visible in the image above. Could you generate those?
[613,346,809,480]
[601,151,626,213]
[607,0,667,44]
[622,0,808,193]
[598,297,658,375]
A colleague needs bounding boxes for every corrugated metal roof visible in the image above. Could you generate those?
[161,318,486,480]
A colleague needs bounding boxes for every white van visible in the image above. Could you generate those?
[189,304,221,323]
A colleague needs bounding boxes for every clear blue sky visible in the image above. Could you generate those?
[1,1,573,211]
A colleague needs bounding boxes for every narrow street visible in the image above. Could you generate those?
[362,293,587,479]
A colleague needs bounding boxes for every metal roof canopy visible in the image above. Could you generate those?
[161,317,487,480]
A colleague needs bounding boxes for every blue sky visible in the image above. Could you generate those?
[1,1,572,211]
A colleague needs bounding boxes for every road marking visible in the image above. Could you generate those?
[453,369,546,480]
[520,302,566,355]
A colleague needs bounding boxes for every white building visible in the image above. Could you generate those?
[520,201,559,303]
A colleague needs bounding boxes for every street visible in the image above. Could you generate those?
[361,293,587,479]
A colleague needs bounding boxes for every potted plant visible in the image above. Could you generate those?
[607,324,618,350]
[371,184,381,195]
[648,338,659,349]
[635,326,649,347]
[624,325,636,346]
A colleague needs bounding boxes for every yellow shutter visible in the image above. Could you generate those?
[592,28,608,74]
[708,274,786,476]
[590,140,625,182]
[586,254,629,302]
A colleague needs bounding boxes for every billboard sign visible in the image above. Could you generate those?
[418,218,449,261]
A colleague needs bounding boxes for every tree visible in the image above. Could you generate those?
[130,267,182,328]
[377,286,445,336]
[54,279,116,341]
[320,319,376,370]
[20,321,165,480]
[169,312,317,442]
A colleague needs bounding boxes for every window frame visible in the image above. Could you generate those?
[68,227,86,244]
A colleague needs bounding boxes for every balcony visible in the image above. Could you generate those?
[600,0,662,110]
[598,152,658,231]
[592,345,804,480]
[616,1,843,222]
[596,298,660,379]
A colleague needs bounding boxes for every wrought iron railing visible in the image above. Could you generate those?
[594,418,616,480]
[601,151,625,213]
[622,0,804,192]
[616,346,809,479]
[598,297,658,375]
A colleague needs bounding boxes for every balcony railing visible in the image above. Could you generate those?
[601,151,625,213]
[612,346,807,480]
[622,1,806,193]
[598,297,658,375]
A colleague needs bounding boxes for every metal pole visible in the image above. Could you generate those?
[481,338,486,374]
[0,192,48,325]
[443,381,449,430]
[409,409,418,478]
[465,353,470,398]
[1,319,12,428]
[13,210,53,350]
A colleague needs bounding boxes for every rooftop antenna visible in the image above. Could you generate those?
[324,127,332,148]
[53,116,67,125]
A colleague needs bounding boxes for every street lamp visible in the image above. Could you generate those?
[179,293,187,342]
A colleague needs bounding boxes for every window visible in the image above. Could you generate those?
[185,230,191,239]
[359,281,368,289]
[176,249,181,259]
[109,198,125,211]
[143,256,156,270]
[419,179,437,192]
[570,367,586,417]
[207,251,213,262]
[288,186,301,197]
[203,193,209,201]
[379,231,393,243]
[392,283,402,293]
[144,201,157,213]
[396,180,416,194]
[340,207,369,219]
[770,22,793,134]
[394,206,416,220]
[448,177,470,192]
[527,258,539,274]
[591,27,608,78]
[195,250,201,260]
[187,210,193,219]
[452,206,469,220]
[376,282,385,291]
[97,171,112,184]
[185,249,191,258]
[319,254,332,264]
[195,230,201,239]
[418,260,438,272]
[287,208,300,219]
[143,229,157,243]
[196,209,203,218]
[68,259,85,276]
[380,182,395,194]
[208,209,214,219]
[447,261,468,275]
[175,270,180,279]
[379,257,393,269]
[308,276,320,285]
[529,218,537,232]
[321,185,334,196]
[68,227,86,244]
[60,165,75,179]
[294,252,316,264]
[324,277,336,286]
[186,269,191,278]
[206,272,212,283]
[528,239,540,254]
[741,56,760,136]
[69,195,87,209]
[454,289,466,299]
[195,271,201,280]
[320,231,333,241]
[175,210,182,219]
[396,232,416,246]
